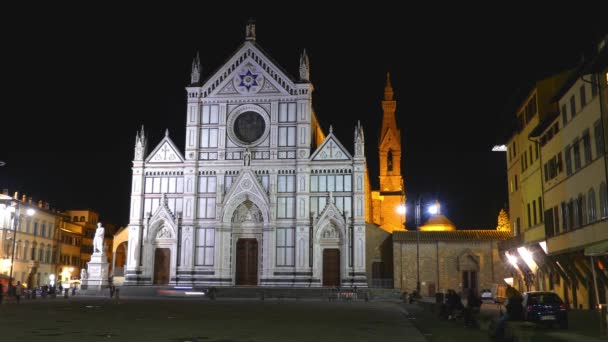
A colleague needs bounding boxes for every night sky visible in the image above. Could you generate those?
[2,6,607,229]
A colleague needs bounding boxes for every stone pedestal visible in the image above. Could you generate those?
[81,253,110,290]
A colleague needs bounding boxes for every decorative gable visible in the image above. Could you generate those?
[379,128,400,150]
[201,42,298,98]
[311,132,352,161]
[220,170,270,223]
[146,135,184,163]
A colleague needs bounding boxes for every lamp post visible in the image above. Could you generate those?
[414,196,422,294]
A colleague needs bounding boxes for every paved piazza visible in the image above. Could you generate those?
[0,298,425,342]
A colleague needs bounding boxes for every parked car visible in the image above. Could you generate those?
[522,291,568,329]
[480,289,493,302]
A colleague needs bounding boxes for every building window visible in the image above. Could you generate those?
[197,198,216,219]
[33,222,38,236]
[200,128,218,148]
[595,120,605,157]
[278,103,297,123]
[276,228,295,266]
[202,105,219,124]
[561,201,569,232]
[513,141,517,157]
[532,200,537,225]
[198,176,217,193]
[588,188,597,223]
[41,224,46,237]
[538,196,543,223]
[600,182,608,218]
[387,149,393,171]
[562,104,568,125]
[73,216,78,222]
[544,208,555,237]
[277,197,295,218]
[514,174,518,191]
[310,174,352,192]
[583,130,592,164]
[278,126,296,147]
[195,228,214,266]
[277,175,295,193]
[527,203,532,228]
[573,139,581,171]
[580,85,587,107]
[570,95,576,119]
[565,145,572,175]
[529,145,533,165]
[553,206,560,234]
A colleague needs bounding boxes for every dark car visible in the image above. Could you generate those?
[522,291,568,329]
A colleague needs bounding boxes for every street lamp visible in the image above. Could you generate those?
[414,197,423,294]
[0,197,35,292]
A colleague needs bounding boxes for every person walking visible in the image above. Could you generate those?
[464,290,482,328]
[15,281,22,303]
[492,285,523,338]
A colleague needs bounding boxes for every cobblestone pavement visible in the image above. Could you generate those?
[0,297,426,342]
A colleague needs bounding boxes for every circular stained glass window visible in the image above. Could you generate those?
[234,111,266,144]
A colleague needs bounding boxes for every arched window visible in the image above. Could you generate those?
[38,243,44,262]
[387,149,393,172]
[578,194,586,226]
[30,242,37,261]
[601,182,608,218]
[45,247,51,263]
[73,216,78,222]
[588,188,597,222]
[80,216,85,222]
[22,241,29,261]
[15,241,22,260]
[571,199,579,229]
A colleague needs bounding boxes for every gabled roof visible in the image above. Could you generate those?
[310,130,352,161]
[145,133,184,164]
[394,230,511,242]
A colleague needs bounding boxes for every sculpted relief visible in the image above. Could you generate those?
[232,201,263,224]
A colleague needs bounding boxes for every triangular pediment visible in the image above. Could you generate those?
[146,135,184,163]
[147,197,177,241]
[221,169,270,223]
[310,132,351,161]
[201,42,299,98]
[314,197,346,241]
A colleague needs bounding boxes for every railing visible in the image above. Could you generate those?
[370,278,394,288]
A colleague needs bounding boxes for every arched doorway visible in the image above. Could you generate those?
[153,248,170,285]
[235,239,258,285]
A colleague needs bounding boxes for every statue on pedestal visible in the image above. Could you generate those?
[93,222,105,255]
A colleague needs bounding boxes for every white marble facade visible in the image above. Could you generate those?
[124,24,367,287]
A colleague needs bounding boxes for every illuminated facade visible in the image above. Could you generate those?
[0,193,60,288]
[125,22,367,287]
[369,74,406,233]
[500,35,608,310]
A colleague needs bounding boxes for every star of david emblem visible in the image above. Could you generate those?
[238,70,259,90]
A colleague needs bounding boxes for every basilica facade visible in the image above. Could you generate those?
[124,23,367,287]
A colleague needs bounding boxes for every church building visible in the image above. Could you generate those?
[124,22,367,287]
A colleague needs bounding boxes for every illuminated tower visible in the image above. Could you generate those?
[378,73,405,232]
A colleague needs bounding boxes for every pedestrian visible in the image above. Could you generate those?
[464,290,482,328]
[71,284,76,296]
[110,285,115,298]
[492,285,523,338]
[15,281,22,303]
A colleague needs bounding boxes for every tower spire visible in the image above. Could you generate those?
[384,72,394,101]
[246,18,256,41]
[299,49,310,81]
[190,51,202,85]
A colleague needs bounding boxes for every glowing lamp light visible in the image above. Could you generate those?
[492,145,508,152]
[26,208,36,216]
[539,241,548,254]
[517,246,538,273]
[396,205,406,215]
[504,277,514,286]
[428,204,438,215]
[505,251,518,267]
[0,258,12,273]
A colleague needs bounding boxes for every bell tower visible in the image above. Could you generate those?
[377,73,405,231]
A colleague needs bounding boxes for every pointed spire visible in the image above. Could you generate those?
[329,125,333,134]
[134,125,147,161]
[245,18,256,41]
[299,49,310,81]
[165,129,169,137]
[384,72,394,101]
[190,51,202,85]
